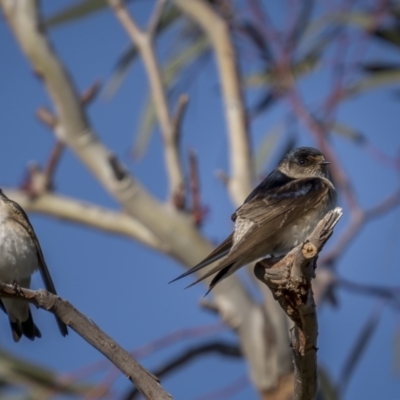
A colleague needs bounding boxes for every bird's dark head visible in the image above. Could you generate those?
[278,147,330,179]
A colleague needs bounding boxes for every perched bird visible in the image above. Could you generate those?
[171,147,336,293]
[0,189,68,341]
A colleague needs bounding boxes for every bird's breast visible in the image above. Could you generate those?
[0,221,38,283]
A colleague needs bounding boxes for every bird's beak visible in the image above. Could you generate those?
[318,160,330,166]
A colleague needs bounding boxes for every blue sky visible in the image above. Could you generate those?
[1,1,400,399]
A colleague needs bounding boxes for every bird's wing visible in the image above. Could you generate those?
[185,177,333,287]
[7,198,68,337]
[169,233,234,283]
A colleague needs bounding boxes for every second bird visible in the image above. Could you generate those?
[0,190,68,341]
[171,147,337,293]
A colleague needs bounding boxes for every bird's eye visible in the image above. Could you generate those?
[298,158,306,166]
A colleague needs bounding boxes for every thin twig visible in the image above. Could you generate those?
[81,80,101,106]
[321,186,400,265]
[171,94,188,146]
[189,149,207,226]
[36,107,57,129]
[42,141,64,187]
[0,282,171,400]
[337,278,400,309]
[194,375,249,400]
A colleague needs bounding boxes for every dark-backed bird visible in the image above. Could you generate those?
[0,189,68,341]
[170,147,337,294]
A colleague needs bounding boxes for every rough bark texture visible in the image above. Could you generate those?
[255,208,343,400]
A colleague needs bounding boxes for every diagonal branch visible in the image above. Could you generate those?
[255,208,343,400]
[4,189,165,252]
[0,282,171,400]
[125,341,242,400]
[321,186,400,265]
[108,0,185,205]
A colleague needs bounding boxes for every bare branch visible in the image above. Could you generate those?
[171,93,189,146]
[108,0,185,205]
[174,0,252,206]
[36,106,57,129]
[42,141,64,187]
[189,149,207,226]
[194,374,249,400]
[4,189,164,252]
[337,278,400,309]
[255,208,343,400]
[321,186,400,265]
[125,341,242,400]
[0,282,171,400]
[147,0,167,38]
[81,80,101,106]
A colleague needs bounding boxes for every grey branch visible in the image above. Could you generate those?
[254,208,343,400]
[0,282,171,400]
[4,189,165,252]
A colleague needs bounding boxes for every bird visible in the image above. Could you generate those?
[170,147,337,294]
[0,189,68,341]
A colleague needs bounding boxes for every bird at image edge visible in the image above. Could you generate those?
[170,147,337,294]
[0,189,68,341]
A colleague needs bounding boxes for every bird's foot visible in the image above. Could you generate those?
[11,281,24,297]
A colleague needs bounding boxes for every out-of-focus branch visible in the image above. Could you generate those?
[194,374,249,400]
[189,149,207,226]
[174,0,252,206]
[5,189,165,252]
[0,282,171,400]
[62,322,226,387]
[337,278,400,309]
[21,141,65,198]
[108,0,185,206]
[288,88,358,212]
[255,208,343,400]
[321,186,400,265]
[28,80,100,197]
[125,341,242,400]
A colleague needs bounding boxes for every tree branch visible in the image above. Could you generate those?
[108,0,185,205]
[174,0,252,205]
[125,341,242,400]
[254,208,343,400]
[0,282,171,400]
[321,186,400,265]
[4,189,165,252]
